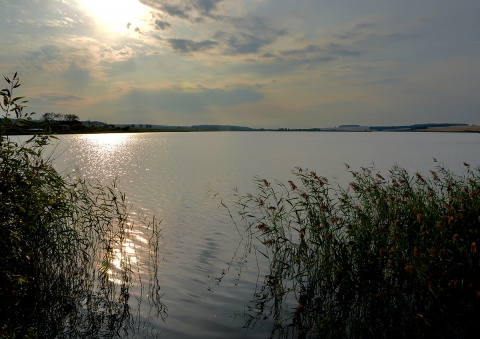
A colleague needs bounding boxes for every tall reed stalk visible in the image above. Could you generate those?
[231,163,480,338]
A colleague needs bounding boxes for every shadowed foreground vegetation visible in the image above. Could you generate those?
[231,162,480,338]
[1,75,166,337]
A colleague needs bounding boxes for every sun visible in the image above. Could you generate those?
[81,0,149,33]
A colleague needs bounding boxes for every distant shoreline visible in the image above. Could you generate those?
[412,126,480,133]
[8,127,480,136]
[5,123,479,136]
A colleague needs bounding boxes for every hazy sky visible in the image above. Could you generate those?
[1,0,479,128]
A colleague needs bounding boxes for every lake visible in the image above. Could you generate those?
[43,131,480,338]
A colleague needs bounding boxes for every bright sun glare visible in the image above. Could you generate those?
[81,0,148,32]
[83,133,131,154]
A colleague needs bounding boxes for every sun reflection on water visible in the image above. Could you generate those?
[105,224,159,285]
[74,133,135,179]
[80,133,131,153]
[107,237,137,285]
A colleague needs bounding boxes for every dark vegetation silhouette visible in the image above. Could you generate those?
[229,163,480,338]
[0,73,166,337]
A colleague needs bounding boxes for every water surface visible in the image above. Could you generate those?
[44,131,480,338]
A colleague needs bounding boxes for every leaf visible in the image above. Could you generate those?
[12,96,25,102]
[17,276,27,284]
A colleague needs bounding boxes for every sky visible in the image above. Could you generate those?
[1,0,479,128]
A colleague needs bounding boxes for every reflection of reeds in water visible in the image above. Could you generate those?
[67,189,168,338]
[229,163,480,338]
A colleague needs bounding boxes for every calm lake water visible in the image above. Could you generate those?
[42,131,480,338]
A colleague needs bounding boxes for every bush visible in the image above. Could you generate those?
[232,163,480,338]
[0,73,165,337]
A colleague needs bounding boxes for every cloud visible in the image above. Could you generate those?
[140,0,224,21]
[36,93,86,104]
[162,4,191,19]
[100,45,136,63]
[193,0,223,16]
[140,1,191,19]
[154,19,171,30]
[212,31,270,54]
[118,85,263,115]
[21,41,109,82]
[229,15,286,41]
[210,15,286,55]
[273,41,361,66]
[138,3,285,57]
[28,92,87,112]
[168,38,219,53]
[43,18,76,28]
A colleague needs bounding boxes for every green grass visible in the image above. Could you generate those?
[231,163,480,338]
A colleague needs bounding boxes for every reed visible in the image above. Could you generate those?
[232,163,480,338]
[0,74,166,337]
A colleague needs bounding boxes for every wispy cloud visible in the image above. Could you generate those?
[168,38,219,53]
[140,0,225,21]
[154,19,171,30]
[35,93,86,105]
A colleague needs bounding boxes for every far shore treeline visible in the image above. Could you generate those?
[1,118,478,134]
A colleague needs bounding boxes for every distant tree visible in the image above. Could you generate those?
[64,114,79,122]
[42,112,55,121]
